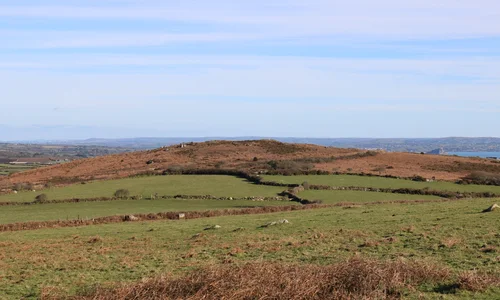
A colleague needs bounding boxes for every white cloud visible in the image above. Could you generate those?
[0,1,499,39]
[1,0,499,137]
[2,54,500,83]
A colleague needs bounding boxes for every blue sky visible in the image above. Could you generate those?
[1,0,499,140]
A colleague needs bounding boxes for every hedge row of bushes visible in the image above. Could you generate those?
[159,168,500,199]
[0,194,289,206]
[307,184,500,199]
[459,171,500,186]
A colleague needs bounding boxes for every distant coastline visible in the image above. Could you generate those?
[447,152,500,159]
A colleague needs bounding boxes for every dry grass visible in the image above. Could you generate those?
[458,270,500,292]
[59,258,451,300]
[479,245,497,253]
[439,237,462,248]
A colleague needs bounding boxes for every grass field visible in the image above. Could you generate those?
[0,198,498,299]
[0,175,285,203]
[0,198,297,224]
[264,174,500,193]
[0,163,35,176]
[0,173,499,298]
[300,189,442,203]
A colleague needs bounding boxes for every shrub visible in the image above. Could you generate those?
[302,181,310,190]
[34,194,49,203]
[13,183,23,191]
[372,166,386,174]
[411,175,426,182]
[114,189,130,199]
[13,182,33,191]
[164,165,185,174]
[72,258,451,299]
[458,270,500,292]
[461,171,500,186]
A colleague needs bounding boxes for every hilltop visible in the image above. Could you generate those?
[9,136,500,152]
[1,140,500,189]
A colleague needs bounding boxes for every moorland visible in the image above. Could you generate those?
[0,140,498,299]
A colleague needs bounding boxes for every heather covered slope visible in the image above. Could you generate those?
[2,140,500,190]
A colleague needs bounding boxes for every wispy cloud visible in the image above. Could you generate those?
[1,1,500,39]
[1,0,499,138]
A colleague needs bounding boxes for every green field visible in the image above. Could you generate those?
[300,189,442,203]
[0,175,285,203]
[0,174,499,298]
[264,174,500,193]
[0,198,296,224]
[0,198,498,299]
[0,163,35,176]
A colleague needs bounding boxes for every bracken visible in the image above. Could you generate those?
[51,258,453,300]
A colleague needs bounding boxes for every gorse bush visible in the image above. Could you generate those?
[34,194,48,203]
[13,182,33,191]
[461,171,500,186]
[114,189,130,199]
[302,181,310,190]
[411,175,427,182]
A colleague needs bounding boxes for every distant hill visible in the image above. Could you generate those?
[11,137,500,152]
[3,140,500,190]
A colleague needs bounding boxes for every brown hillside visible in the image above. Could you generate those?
[1,140,499,189]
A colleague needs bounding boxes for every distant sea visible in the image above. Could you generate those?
[447,152,500,159]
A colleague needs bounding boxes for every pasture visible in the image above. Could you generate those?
[0,175,284,203]
[264,174,500,193]
[299,189,442,203]
[0,174,499,299]
[0,164,35,176]
[0,198,498,299]
[0,198,296,224]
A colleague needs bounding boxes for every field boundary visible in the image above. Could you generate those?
[305,184,500,199]
[0,194,290,206]
[0,197,481,232]
[3,170,499,205]
[160,169,500,198]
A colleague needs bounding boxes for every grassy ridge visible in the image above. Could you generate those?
[0,198,498,299]
[0,175,284,202]
[264,174,500,193]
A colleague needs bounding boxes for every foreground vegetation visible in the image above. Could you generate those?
[0,172,498,299]
[0,197,498,299]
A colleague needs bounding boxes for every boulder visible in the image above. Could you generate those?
[482,204,499,213]
[123,215,139,221]
[262,219,289,227]
[204,225,221,230]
